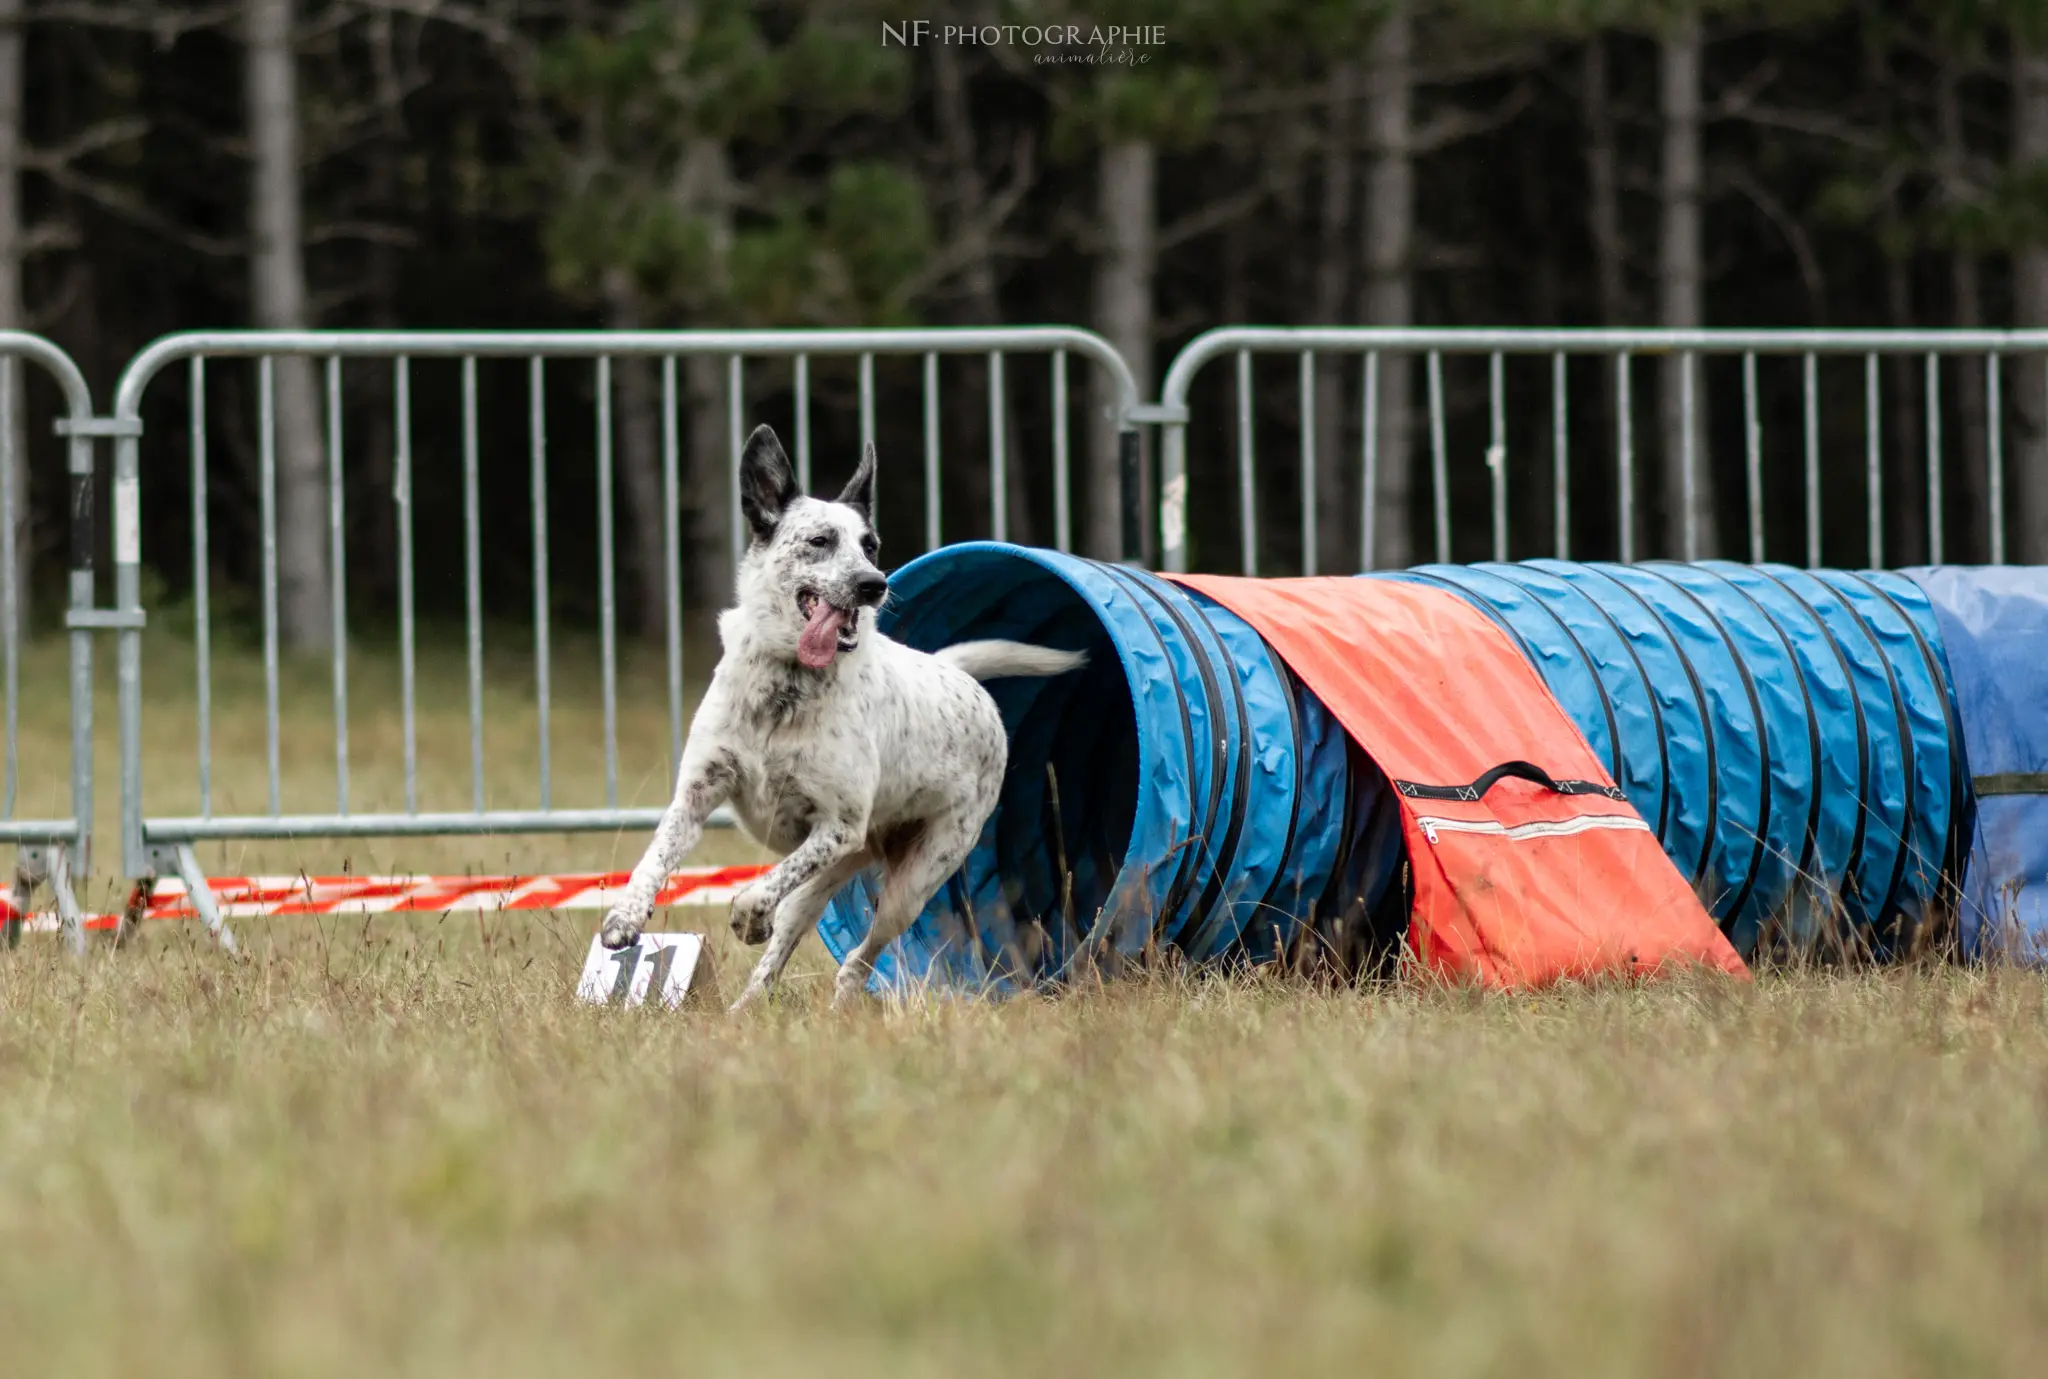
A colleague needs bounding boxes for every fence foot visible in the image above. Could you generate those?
[156,843,235,955]
[113,875,152,949]
[12,845,85,956]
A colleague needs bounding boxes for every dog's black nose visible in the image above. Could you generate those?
[854,574,889,606]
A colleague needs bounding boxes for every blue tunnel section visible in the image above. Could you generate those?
[1399,562,1964,958]
[818,547,1975,992]
[815,544,1403,993]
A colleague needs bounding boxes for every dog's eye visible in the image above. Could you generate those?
[807,533,834,550]
[861,536,878,558]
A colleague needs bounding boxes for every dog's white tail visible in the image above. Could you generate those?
[936,639,1088,681]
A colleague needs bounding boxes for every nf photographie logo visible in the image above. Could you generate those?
[882,20,1166,64]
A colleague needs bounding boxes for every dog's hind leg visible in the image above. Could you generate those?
[831,809,982,1008]
[728,826,870,1013]
[601,749,737,950]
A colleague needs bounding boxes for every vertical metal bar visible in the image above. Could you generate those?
[728,355,746,574]
[598,356,619,811]
[1428,350,1450,564]
[1488,351,1507,563]
[190,358,210,817]
[396,358,416,814]
[1617,353,1635,563]
[1361,352,1378,572]
[1866,353,1882,569]
[104,416,126,883]
[1162,417,1189,573]
[1052,350,1072,553]
[660,357,682,785]
[1684,351,1703,561]
[84,406,110,887]
[1552,351,1569,559]
[258,356,281,816]
[0,359,14,818]
[1236,349,1257,575]
[858,352,876,527]
[1119,427,1142,566]
[1926,353,1944,565]
[1803,353,1821,568]
[1300,351,1317,575]
[989,351,1008,542]
[530,357,552,811]
[793,354,812,492]
[1743,352,1763,564]
[326,356,348,815]
[923,352,941,551]
[1988,352,2006,564]
[463,356,485,814]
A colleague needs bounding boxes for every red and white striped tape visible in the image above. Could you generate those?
[0,863,772,934]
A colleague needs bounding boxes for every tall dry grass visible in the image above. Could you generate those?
[5,630,2048,1376]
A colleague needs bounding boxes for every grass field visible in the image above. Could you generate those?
[6,629,2048,1376]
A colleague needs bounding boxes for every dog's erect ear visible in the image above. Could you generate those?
[739,424,799,541]
[837,442,877,520]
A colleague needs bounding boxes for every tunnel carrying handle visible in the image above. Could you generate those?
[1393,760,1627,804]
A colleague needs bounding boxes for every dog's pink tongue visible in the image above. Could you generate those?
[797,603,849,668]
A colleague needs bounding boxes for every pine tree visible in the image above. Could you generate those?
[531,0,926,621]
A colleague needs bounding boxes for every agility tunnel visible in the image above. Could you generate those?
[817,544,2046,991]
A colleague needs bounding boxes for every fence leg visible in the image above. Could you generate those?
[1119,427,1143,564]
[47,845,83,956]
[152,842,235,955]
[5,854,28,949]
[14,843,84,955]
[178,844,234,954]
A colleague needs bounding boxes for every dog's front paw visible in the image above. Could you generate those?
[729,885,774,945]
[599,908,643,950]
[830,970,874,1010]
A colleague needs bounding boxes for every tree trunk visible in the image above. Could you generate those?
[1363,2,1415,568]
[245,0,330,652]
[678,136,735,617]
[684,352,731,620]
[604,274,669,641]
[1870,24,1922,566]
[1582,34,1628,559]
[1939,59,1987,561]
[2013,41,2048,563]
[933,41,1033,547]
[1089,139,1154,563]
[1583,36,1627,332]
[1886,252,1923,564]
[1312,59,1356,573]
[359,5,401,607]
[1658,10,1716,559]
[0,0,25,627]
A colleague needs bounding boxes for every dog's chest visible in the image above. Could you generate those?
[725,723,872,854]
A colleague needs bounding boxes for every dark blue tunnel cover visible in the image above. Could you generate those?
[1900,567,2048,959]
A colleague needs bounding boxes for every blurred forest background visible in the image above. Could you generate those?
[7,0,2048,647]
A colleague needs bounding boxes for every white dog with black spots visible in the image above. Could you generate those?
[600,423,1084,1011]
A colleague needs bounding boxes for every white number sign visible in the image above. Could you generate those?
[576,932,705,1010]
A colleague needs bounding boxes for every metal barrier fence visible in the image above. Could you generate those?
[0,332,96,951]
[1156,328,2048,575]
[10,323,2048,950]
[106,329,1142,942]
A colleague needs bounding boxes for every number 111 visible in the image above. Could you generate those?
[606,943,678,1005]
